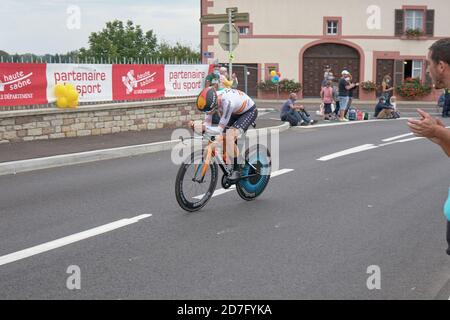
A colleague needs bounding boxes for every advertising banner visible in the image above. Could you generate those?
[46,63,113,102]
[0,63,47,106]
[164,64,210,97]
[0,63,213,107]
[112,64,164,100]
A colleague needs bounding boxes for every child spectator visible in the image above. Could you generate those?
[320,81,334,120]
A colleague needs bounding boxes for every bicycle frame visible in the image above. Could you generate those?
[192,133,262,183]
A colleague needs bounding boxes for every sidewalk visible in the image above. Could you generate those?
[254,98,438,106]
[0,118,283,163]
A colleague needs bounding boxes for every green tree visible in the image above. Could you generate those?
[157,41,200,62]
[78,20,158,62]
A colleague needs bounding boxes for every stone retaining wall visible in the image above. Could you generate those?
[0,98,202,143]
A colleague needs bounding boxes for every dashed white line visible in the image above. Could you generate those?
[317,144,379,161]
[294,118,407,129]
[0,214,152,267]
[381,133,414,142]
[379,137,423,147]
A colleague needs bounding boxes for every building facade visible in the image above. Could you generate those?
[201,0,449,100]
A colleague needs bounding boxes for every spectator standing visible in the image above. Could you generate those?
[219,67,233,89]
[231,73,239,89]
[338,70,357,121]
[345,73,359,117]
[205,64,220,88]
[322,71,335,88]
[332,79,341,117]
[407,38,450,255]
[442,89,450,118]
[320,81,334,120]
[382,75,394,106]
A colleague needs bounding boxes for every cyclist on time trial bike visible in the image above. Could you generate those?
[190,86,258,182]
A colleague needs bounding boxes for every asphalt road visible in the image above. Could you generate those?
[0,115,449,299]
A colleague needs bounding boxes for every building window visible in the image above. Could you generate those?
[404,60,423,80]
[238,26,250,35]
[405,10,424,31]
[327,20,338,35]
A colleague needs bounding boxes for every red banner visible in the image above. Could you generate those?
[112,64,164,100]
[0,63,47,106]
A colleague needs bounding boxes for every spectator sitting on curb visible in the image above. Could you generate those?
[280,93,316,126]
[297,104,316,125]
[374,96,398,119]
[407,38,450,255]
[390,96,401,118]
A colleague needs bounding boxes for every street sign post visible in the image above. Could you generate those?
[218,24,239,52]
[200,7,249,76]
[200,13,249,24]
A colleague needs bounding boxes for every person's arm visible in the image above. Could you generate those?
[206,100,232,135]
[288,101,296,110]
[407,109,450,156]
[345,82,355,90]
[433,125,450,156]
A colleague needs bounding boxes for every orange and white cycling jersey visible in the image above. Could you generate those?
[205,88,255,134]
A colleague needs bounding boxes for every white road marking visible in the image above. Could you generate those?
[382,133,414,142]
[317,144,379,161]
[269,168,294,177]
[294,118,407,129]
[0,214,152,267]
[193,169,294,200]
[379,137,423,147]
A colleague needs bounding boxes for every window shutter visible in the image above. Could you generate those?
[426,10,435,36]
[395,9,404,36]
[394,60,404,86]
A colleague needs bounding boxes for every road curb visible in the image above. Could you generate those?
[0,122,290,176]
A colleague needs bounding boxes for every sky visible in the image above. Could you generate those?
[0,0,201,55]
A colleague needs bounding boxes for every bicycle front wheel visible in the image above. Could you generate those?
[236,144,271,201]
[175,152,218,212]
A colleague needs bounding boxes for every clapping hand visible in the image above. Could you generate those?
[407,109,442,139]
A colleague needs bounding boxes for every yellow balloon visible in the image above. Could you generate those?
[270,70,276,77]
[68,98,78,108]
[65,83,76,92]
[56,97,69,108]
[66,89,79,102]
[54,84,66,98]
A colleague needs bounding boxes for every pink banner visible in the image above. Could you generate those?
[112,64,165,100]
[0,63,48,106]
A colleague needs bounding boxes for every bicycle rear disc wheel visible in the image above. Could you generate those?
[175,152,218,212]
[236,144,271,201]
